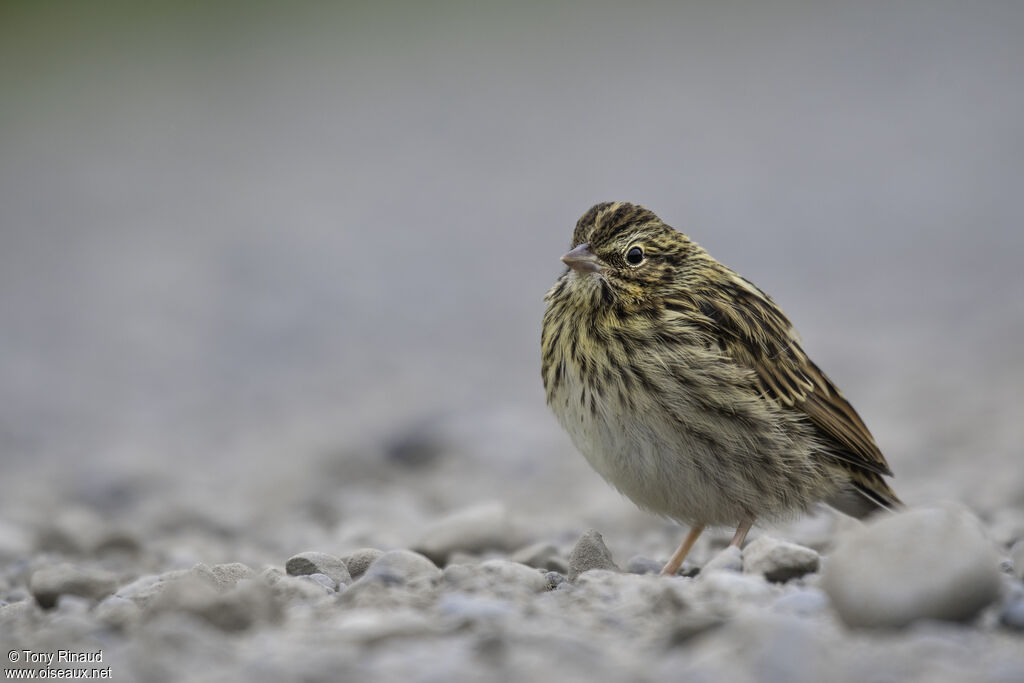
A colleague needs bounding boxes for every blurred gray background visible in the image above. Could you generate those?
[2,1,1022,554]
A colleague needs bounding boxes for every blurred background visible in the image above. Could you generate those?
[2,0,1022,562]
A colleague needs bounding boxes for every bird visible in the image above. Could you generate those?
[541,201,901,576]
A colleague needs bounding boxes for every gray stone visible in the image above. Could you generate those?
[93,527,142,556]
[443,559,547,596]
[509,542,568,573]
[116,571,189,605]
[145,574,281,631]
[0,520,32,561]
[411,502,526,565]
[689,612,828,683]
[625,555,663,575]
[987,509,1024,547]
[702,546,743,574]
[446,551,484,566]
[572,570,692,619]
[55,594,92,616]
[95,595,142,629]
[666,611,726,644]
[1001,596,1024,631]
[822,504,1002,628]
[771,587,830,616]
[438,592,516,621]
[302,572,338,592]
[1009,539,1024,580]
[341,548,385,580]
[567,530,620,581]
[285,551,352,585]
[327,607,437,643]
[742,535,820,582]
[29,563,119,608]
[477,559,548,592]
[35,507,107,554]
[262,569,335,602]
[697,570,774,605]
[363,549,441,585]
[210,562,257,589]
[340,551,442,610]
[544,572,566,590]
[115,562,288,630]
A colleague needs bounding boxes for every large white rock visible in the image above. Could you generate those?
[822,504,1002,628]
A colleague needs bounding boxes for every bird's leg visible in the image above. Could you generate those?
[660,524,705,576]
[729,516,754,548]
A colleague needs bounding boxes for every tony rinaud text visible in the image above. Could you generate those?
[16,652,102,665]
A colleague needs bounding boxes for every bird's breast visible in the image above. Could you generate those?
[546,337,733,523]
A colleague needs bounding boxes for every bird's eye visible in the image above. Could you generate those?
[626,246,644,265]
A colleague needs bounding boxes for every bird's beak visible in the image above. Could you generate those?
[561,243,603,273]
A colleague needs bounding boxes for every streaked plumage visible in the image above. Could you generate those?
[541,202,900,574]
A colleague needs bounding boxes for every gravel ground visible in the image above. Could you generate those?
[2,2,1023,681]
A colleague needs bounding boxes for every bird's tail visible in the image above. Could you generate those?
[827,471,903,519]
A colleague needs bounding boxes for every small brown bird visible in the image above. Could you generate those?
[541,202,900,575]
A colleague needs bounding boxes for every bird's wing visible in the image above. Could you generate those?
[678,271,894,480]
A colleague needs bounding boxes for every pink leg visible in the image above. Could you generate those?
[660,524,706,576]
[729,516,754,547]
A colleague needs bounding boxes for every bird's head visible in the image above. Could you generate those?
[560,202,695,303]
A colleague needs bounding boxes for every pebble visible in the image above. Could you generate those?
[567,530,620,581]
[362,549,441,585]
[0,520,32,561]
[35,507,107,554]
[666,611,726,644]
[701,546,743,574]
[146,574,281,631]
[438,592,517,621]
[570,570,693,624]
[210,562,258,589]
[742,535,820,582]
[116,570,188,605]
[697,570,774,605]
[340,550,442,610]
[328,607,438,644]
[443,559,548,596]
[29,563,119,608]
[285,551,352,585]
[986,508,1024,547]
[626,553,697,577]
[412,502,526,565]
[95,595,142,629]
[1009,539,1024,581]
[55,594,93,616]
[544,572,567,590]
[262,568,336,601]
[1000,596,1024,631]
[771,587,830,616]
[625,555,662,575]
[691,612,827,683]
[301,572,338,592]
[341,548,385,580]
[822,504,1002,628]
[509,542,568,573]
